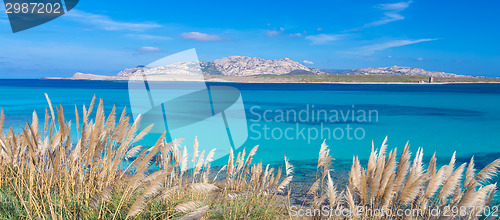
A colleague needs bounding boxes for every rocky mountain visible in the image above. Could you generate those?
[117,56,325,77]
[116,65,147,77]
[341,66,467,78]
[206,56,325,76]
[116,57,469,78]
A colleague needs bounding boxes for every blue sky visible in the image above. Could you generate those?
[0,0,499,78]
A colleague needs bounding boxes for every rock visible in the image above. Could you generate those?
[208,56,325,76]
[117,56,326,77]
[341,65,469,78]
[67,57,474,80]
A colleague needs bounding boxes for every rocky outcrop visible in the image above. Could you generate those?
[117,56,326,77]
[341,66,468,78]
[117,66,147,77]
[207,56,324,76]
[70,72,127,80]
[70,57,472,80]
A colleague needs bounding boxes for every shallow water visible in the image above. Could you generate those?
[1,79,500,167]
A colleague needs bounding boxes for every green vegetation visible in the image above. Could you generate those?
[206,74,500,83]
[256,74,500,83]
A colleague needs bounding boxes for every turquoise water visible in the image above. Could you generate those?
[1,79,500,167]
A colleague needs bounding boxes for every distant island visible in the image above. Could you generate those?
[43,56,500,84]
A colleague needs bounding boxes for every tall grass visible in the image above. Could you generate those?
[306,138,500,219]
[0,95,292,219]
[1,96,499,219]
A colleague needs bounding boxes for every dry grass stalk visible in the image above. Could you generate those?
[2,95,499,219]
[0,95,291,219]
[306,137,500,219]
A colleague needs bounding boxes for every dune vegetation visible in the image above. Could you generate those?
[0,95,291,219]
[303,139,500,219]
[0,95,499,219]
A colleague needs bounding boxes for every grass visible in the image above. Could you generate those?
[0,95,291,219]
[1,96,500,219]
[300,138,500,219]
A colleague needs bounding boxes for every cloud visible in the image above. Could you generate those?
[266,30,281,37]
[266,27,286,37]
[379,1,412,10]
[180,32,223,41]
[305,34,346,44]
[136,46,161,52]
[365,1,412,27]
[351,38,438,55]
[126,34,171,40]
[303,60,314,65]
[416,57,437,62]
[65,10,161,31]
[289,33,303,37]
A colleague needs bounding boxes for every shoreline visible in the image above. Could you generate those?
[41,75,500,85]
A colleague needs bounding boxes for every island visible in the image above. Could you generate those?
[43,56,500,84]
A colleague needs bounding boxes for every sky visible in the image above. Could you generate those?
[0,0,499,78]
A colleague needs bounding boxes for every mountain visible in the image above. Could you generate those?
[117,56,326,77]
[340,66,468,78]
[56,57,472,81]
[206,56,325,76]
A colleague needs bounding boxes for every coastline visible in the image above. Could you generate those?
[41,74,500,85]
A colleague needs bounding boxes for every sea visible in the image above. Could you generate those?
[1,79,500,174]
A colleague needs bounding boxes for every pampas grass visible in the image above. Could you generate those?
[0,96,291,219]
[304,137,500,219]
[1,95,500,219]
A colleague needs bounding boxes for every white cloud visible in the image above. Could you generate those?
[365,1,412,27]
[379,1,412,11]
[351,38,438,55]
[136,46,161,52]
[289,33,303,37]
[417,57,424,61]
[266,30,281,37]
[180,32,223,41]
[303,60,314,65]
[266,27,286,37]
[65,10,161,31]
[305,34,346,44]
[126,34,171,40]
